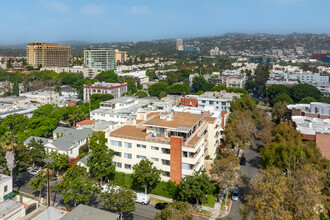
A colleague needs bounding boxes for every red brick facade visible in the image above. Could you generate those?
[181,97,198,107]
[316,134,330,160]
[170,136,183,184]
[302,134,316,141]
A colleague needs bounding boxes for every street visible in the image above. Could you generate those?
[13,172,160,220]
[222,146,261,220]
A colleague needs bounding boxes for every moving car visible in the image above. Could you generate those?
[28,169,39,175]
[240,157,246,166]
[232,188,239,201]
[155,203,168,210]
[136,193,150,205]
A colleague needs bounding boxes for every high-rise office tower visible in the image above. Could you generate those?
[27,43,71,67]
[176,39,184,51]
[84,49,115,71]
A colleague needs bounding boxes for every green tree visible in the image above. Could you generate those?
[28,171,47,201]
[166,72,178,85]
[243,164,327,220]
[195,90,204,95]
[132,159,161,194]
[126,78,137,94]
[0,149,9,175]
[244,80,257,91]
[177,170,214,205]
[273,101,288,122]
[100,185,136,220]
[233,88,248,95]
[28,138,46,168]
[87,132,116,185]
[290,84,323,103]
[0,132,18,176]
[95,70,118,83]
[192,76,214,93]
[299,96,317,104]
[265,84,290,106]
[54,164,97,207]
[146,70,157,81]
[212,84,227,92]
[155,201,193,220]
[230,95,261,123]
[135,90,148,98]
[168,84,190,95]
[148,82,168,98]
[47,151,68,176]
[273,93,293,105]
[254,63,270,91]
[13,80,19,96]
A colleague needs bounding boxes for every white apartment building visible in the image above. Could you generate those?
[0,174,13,203]
[41,66,101,79]
[108,112,207,183]
[83,82,128,101]
[197,91,241,111]
[20,91,59,105]
[90,96,174,123]
[116,70,149,86]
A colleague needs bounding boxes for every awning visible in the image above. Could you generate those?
[3,191,15,200]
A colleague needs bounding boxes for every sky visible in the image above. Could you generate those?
[0,0,329,44]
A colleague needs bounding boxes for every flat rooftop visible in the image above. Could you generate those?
[144,112,204,129]
[0,200,23,217]
[111,126,148,139]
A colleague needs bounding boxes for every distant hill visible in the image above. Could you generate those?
[0,33,329,57]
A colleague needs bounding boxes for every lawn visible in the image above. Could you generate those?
[150,197,171,204]
[202,195,216,208]
[111,172,132,188]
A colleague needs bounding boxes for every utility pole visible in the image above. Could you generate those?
[47,162,50,207]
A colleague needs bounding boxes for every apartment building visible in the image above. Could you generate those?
[0,174,13,202]
[197,91,241,111]
[90,96,174,123]
[115,49,127,65]
[84,49,115,71]
[27,43,71,67]
[288,102,330,160]
[83,82,128,101]
[208,70,246,89]
[20,91,59,105]
[41,66,101,79]
[108,111,207,183]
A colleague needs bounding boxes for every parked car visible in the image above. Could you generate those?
[155,203,168,210]
[135,193,150,205]
[28,169,39,175]
[232,188,239,201]
[240,157,246,166]
[101,184,120,193]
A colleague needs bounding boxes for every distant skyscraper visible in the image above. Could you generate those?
[27,43,71,68]
[84,49,115,71]
[176,39,184,51]
[115,49,127,65]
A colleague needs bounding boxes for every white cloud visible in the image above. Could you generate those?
[130,6,150,15]
[81,4,106,16]
[42,0,68,13]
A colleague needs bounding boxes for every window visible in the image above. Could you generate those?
[125,164,132,169]
[162,148,170,154]
[151,157,159,162]
[114,152,122,157]
[113,162,122,168]
[137,155,146,159]
[124,153,132,159]
[4,185,7,193]
[137,144,146,148]
[151,146,159,150]
[182,163,193,170]
[162,159,170,166]
[162,171,170,177]
[202,100,206,103]
[209,101,214,105]
[110,140,122,147]
[182,151,188,158]
[124,142,132,148]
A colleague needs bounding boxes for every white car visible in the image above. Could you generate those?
[28,170,39,175]
[135,193,150,205]
[232,188,239,201]
[101,184,120,193]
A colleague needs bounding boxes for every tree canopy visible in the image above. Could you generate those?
[132,159,161,194]
[95,70,118,83]
[148,82,168,98]
[168,84,190,95]
[265,84,290,105]
[273,93,293,105]
[290,83,323,102]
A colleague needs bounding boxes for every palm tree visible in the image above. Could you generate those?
[0,132,18,176]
